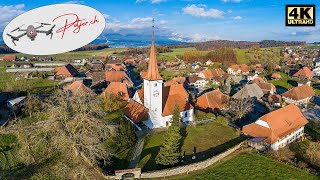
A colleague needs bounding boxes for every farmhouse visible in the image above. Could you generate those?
[282,85,315,106]
[123,31,194,129]
[271,72,281,80]
[232,83,264,100]
[227,64,249,75]
[63,81,96,97]
[103,82,129,101]
[105,71,133,87]
[188,76,207,89]
[256,82,276,95]
[293,67,314,79]
[3,55,17,61]
[195,89,229,113]
[53,64,79,78]
[243,104,308,151]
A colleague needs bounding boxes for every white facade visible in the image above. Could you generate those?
[144,79,163,128]
[282,96,312,106]
[270,127,304,150]
[313,67,320,76]
[227,68,240,75]
[247,74,258,81]
[190,79,208,88]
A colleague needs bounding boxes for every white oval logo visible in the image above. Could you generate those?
[2,4,106,55]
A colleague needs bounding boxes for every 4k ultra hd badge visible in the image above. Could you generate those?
[286,4,315,26]
[2,4,106,55]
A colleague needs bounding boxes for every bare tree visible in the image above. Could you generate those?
[306,142,320,167]
[227,97,253,122]
[13,93,114,179]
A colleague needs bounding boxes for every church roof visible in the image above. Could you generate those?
[144,27,162,81]
[123,100,149,124]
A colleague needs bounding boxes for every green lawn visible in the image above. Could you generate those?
[234,47,283,64]
[138,122,244,171]
[269,72,298,93]
[158,48,196,61]
[168,152,317,180]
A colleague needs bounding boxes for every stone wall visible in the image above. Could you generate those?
[140,141,244,179]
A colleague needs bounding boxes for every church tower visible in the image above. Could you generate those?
[143,19,164,128]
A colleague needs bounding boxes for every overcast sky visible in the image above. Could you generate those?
[0,0,319,42]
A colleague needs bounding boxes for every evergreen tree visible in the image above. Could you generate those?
[156,103,181,166]
[117,118,137,150]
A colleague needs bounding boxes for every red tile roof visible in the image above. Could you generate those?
[54,64,79,77]
[293,67,314,78]
[105,63,126,71]
[103,82,129,101]
[105,71,133,86]
[137,89,144,104]
[123,100,149,124]
[243,104,308,144]
[229,64,249,73]
[282,85,315,101]
[196,89,229,112]
[256,82,276,94]
[200,68,226,79]
[271,73,281,79]
[64,81,96,96]
[165,77,188,87]
[3,55,16,61]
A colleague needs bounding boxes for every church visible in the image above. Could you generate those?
[123,29,194,129]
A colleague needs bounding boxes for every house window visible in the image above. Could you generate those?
[184,112,188,117]
[154,83,157,87]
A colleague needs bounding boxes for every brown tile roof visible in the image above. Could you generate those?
[162,84,192,116]
[196,89,229,112]
[243,104,308,144]
[103,82,129,101]
[140,71,147,79]
[64,81,96,96]
[105,63,126,71]
[282,85,315,101]
[165,77,188,87]
[123,100,149,124]
[230,64,249,73]
[162,94,193,116]
[105,71,133,86]
[188,76,203,83]
[200,68,226,79]
[271,73,281,79]
[54,64,79,77]
[144,32,162,81]
[256,82,276,94]
[293,67,314,78]
[250,77,265,84]
[3,55,16,61]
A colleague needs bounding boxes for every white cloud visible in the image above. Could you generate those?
[136,0,166,4]
[222,0,242,3]
[232,16,242,20]
[169,32,221,42]
[182,4,224,18]
[227,9,232,13]
[0,4,26,31]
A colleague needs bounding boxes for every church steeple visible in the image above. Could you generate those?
[145,18,163,81]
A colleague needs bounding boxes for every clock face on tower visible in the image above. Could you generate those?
[153,90,159,97]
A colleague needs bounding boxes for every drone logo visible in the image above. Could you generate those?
[7,22,56,46]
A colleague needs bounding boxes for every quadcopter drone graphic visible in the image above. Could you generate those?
[6,22,56,46]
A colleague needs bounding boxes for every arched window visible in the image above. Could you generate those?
[184,112,188,117]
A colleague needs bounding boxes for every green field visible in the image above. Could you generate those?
[168,152,317,180]
[138,122,243,171]
[268,72,298,93]
[234,47,283,64]
[0,48,126,61]
[158,48,196,61]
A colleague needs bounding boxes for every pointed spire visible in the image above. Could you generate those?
[145,18,163,81]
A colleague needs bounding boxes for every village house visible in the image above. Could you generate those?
[105,61,126,71]
[232,83,264,100]
[314,58,320,67]
[268,94,282,107]
[293,67,314,79]
[89,60,105,71]
[271,72,282,80]
[227,64,249,75]
[12,62,34,68]
[198,68,227,85]
[63,81,96,97]
[103,82,130,101]
[297,78,311,87]
[254,64,264,74]
[123,31,194,129]
[312,67,320,76]
[53,64,79,79]
[282,85,315,107]
[195,89,229,113]
[165,77,189,88]
[3,55,17,61]
[188,76,208,89]
[247,73,258,81]
[243,104,308,151]
[105,71,133,88]
[256,82,276,95]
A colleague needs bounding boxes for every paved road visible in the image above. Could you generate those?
[127,127,149,169]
